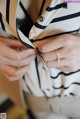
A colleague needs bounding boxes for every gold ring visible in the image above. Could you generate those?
[56,50,60,62]
[33,42,39,48]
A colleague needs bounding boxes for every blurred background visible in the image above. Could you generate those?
[0,75,34,119]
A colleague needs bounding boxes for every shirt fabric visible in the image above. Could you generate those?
[0,0,80,118]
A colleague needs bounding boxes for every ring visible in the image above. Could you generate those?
[33,42,39,49]
[56,50,60,62]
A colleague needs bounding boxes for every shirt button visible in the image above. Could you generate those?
[39,16,44,22]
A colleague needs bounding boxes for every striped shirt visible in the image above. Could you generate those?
[0,0,80,97]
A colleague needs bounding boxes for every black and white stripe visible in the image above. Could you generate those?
[0,0,80,97]
[6,0,10,24]
[0,12,5,30]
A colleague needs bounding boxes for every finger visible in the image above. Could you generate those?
[17,54,36,67]
[42,47,67,62]
[0,55,19,66]
[0,44,35,60]
[0,65,29,77]
[58,66,70,72]
[0,37,26,49]
[38,37,64,53]
[0,44,19,60]
[19,49,36,60]
[3,73,23,81]
[58,66,78,72]
[0,54,35,67]
[46,58,68,68]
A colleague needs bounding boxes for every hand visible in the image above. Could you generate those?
[0,37,36,81]
[38,34,80,72]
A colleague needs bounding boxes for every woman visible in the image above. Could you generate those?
[0,0,80,119]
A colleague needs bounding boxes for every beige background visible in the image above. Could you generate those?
[0,75,24,108]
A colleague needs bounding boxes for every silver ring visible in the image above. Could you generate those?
[56,50,60,62]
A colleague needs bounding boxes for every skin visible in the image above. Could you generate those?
[0,37,36,81]
[38,34,80,72]
[1,34,80,81]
